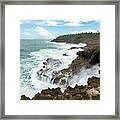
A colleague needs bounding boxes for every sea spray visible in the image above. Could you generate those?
[20,39,99,98]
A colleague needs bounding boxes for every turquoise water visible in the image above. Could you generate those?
[20,39,60,89]
[20,39,75,97]
[20,39,99,98]
[20,39,59,59]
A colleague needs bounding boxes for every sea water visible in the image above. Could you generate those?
[20,39,99,98]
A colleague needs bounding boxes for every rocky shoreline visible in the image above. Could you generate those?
[21,44,100,100]
[50,45,100,85]
[21,32,100,100]
[21,76,100,100]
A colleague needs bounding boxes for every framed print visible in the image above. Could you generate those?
[0,0,120,119]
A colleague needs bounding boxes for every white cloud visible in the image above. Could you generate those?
[64,20,81,26]
[21,20,99,27]
[45,20,58,26]
[24,31,31,36]
[33,20,84,26]
[34,26,53,39]
[32,20,59,26]
[65,22,82,26]
[21,31,31,37]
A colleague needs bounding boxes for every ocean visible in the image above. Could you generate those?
[20,39,99,98]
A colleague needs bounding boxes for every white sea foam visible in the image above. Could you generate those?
[69,64,100,87]
[20,42,100,98]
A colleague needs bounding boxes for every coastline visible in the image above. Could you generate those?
[21,33,100,100]
[21,76,100,100]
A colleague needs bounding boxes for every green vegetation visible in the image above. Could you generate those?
[51,32,100,44]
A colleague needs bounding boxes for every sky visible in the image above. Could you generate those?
[20,20,100,39]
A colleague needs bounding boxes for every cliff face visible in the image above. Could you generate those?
[70,45,100,74]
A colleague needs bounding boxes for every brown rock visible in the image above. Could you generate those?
[87,76,100,87]
[21,95,30,100]
[32,92,54,100]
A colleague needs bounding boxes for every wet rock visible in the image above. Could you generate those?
[22,76,100,100]
[53,75,65,84]
[37,58,62,81]
[46,58,52,62]
[89,48,100,65]
[21,95,30,100]
[52,68,72,85]
[70,46,100,74]
[68,47,80,50]
[43,62,47,65]
[87,76,100,87]
[63,53,68,56]
[52,87,62,95]
[59,79,66,85]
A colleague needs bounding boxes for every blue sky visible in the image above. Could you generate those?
[20,20,100,39]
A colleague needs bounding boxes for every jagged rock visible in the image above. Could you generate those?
[87,76,100,87]
[87,87,100,100]
[63,53,68,56]
[59,79,66,85]
[63,92,73,100]
[37,58,62,82]
[68,47,80,50]
[53,75,65,84]
[99,70,100,74]
[43,62,47,65]
[54,95,64,100]
[21,95,30,100]
[41,87,62,97]
[89,48,100,65]
[31,92,54,100]
[72,94,83,100]
[69,46,100,75]
[51,68,72,85]
[51,87,62,95]
[21,76,100,100]
[41,88,52,95]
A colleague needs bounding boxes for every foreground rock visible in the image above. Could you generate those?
[21,95,30,100]
[21,76,100,100]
